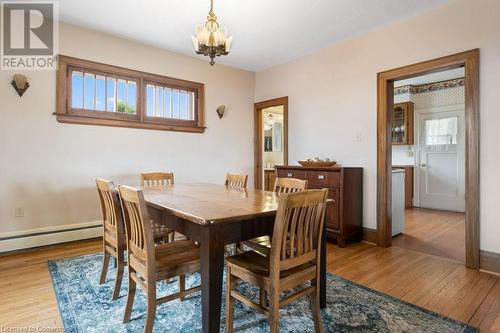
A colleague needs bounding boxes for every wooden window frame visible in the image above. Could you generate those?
[56,55,205,133]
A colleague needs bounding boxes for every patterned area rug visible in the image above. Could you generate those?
[48,253,477,332]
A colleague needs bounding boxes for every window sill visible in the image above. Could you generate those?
[55,113,206,133]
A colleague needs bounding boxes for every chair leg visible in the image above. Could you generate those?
[123,273,137,323]
[112,253,125,300]
[311,279,324,333]
[99,251,110,284]
[144,281,157,333]
[178,275,186,301]
[259,288,267,308]
[225,266,236,333]
[269,288,280,333]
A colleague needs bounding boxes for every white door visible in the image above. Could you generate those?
[417,109,465,212]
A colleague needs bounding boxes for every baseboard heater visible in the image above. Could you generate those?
[0,221,103,253]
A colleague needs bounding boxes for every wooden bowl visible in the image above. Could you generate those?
[298,160,337,167]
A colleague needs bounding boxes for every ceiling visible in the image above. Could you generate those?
[395,68,465,87]
[58,0,449,72]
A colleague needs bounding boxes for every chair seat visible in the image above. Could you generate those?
[154,240,200,277]
[226,250,314,282]
[241,236,271,253]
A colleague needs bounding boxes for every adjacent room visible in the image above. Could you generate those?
[391,68,467,263]
[1,0,499,332]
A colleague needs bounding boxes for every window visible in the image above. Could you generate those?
[145,84,195,121]
[425,116,458,145]
[56,55,205,133]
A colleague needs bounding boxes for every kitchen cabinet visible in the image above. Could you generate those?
[392,102,414,145]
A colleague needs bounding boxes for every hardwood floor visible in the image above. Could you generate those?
[392,208,465,262]
[0,238,499,332]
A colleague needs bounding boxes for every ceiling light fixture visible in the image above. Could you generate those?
[191,0,232,66]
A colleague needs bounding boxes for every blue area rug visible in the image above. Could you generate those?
[48,253,477,332]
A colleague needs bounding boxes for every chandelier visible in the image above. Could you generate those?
[264,114,275,130]
[191,0,232,65]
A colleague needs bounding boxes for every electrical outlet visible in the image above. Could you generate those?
[355,132,362,142]
[15,207,24,218]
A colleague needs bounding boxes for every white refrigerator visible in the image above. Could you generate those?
[392,169,405,236]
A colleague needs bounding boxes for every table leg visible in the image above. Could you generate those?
[200,227,225,333]
[320,220,326,308]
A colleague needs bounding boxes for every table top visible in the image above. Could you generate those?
[137,183,280,225]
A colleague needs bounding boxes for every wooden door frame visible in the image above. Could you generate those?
[377,49,480,269]
[254,97,289,189]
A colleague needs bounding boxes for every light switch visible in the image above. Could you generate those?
[356,132,362,142]
[15,207,24,218]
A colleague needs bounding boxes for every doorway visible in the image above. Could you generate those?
[390,68,467,263]
[377,49,479,269]
[254,97,288,190]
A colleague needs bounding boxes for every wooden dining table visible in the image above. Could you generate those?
[139,183,327,333]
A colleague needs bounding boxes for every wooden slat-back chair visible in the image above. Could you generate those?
[118,185,201,333]
[96,179,125,300]
[273,177,308,194]
[225,189,328,333]
[240,177,308,252]
[141,172,176,243]
[225,173,248,189]
[140,172,174,186]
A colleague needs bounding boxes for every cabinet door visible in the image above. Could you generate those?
[310,186,340,231]
[264,170,270,191]
[269,172,276,191]
[392,104,408,145]
[326,188,340,230]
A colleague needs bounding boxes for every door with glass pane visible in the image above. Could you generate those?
[417,109,465,212]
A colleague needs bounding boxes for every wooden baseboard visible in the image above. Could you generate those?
[362,227,378,244]
[0,221,102,253]
[480,250,500,275]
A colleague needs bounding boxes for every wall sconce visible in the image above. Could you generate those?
[11,74,30,97]
[216,105,225,119]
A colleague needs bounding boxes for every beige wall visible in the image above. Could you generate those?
[0,23,255,234]
[255,0,500,253]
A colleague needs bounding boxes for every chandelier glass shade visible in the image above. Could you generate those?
[191,0,232,65]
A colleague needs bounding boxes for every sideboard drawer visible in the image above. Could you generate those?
[277,169,306,180]
[305,171,340,187]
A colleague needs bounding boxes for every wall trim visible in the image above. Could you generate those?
[480,250,500,276]
[0,221,102,253]
[394,77,464,95]
[362,227,377,244]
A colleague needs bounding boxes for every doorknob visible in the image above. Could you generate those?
[421,163,426,167]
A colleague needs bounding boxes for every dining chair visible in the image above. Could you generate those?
[141,172,176,243]
[273,177,308,194]
[118,185,201,333]
[225,189,328,333]
[240,177,308,252]
[224,173,248,189]
[140,172,174,186]
[96,179,125,301]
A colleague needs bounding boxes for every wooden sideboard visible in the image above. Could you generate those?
[275,165,363,247]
